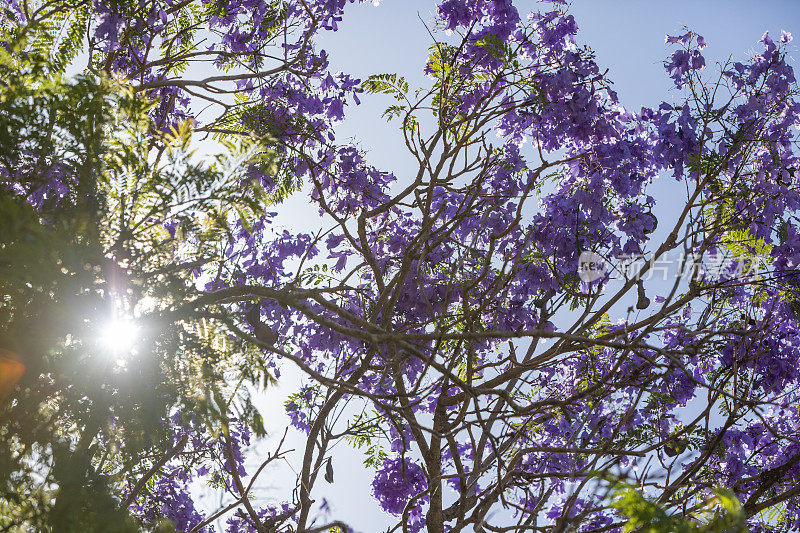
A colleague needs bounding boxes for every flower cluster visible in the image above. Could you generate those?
[371,457,428,532]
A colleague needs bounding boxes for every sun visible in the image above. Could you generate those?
[99,318,139,354]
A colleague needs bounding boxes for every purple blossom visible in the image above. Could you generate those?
[371,457,428,531]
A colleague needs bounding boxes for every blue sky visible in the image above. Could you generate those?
[227,2,800,531]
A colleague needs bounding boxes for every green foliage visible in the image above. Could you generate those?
[362,73,410,98]
[361,73,421,135]
[343,411,388,469]
[473,33,514,62]
[611,483,748,533]
[425,44,457,83]
[0,49,160,531]
[0,38,281,530]
[0,0,92,77]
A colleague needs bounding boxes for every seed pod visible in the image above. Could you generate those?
[636,280,650,310]
[254,324,277,346]
[246,304,277,346]
[324,457,334,484]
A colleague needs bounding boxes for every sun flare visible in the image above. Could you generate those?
[99,318,139,354]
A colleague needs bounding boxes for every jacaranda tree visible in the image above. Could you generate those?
[1,1,800,532]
